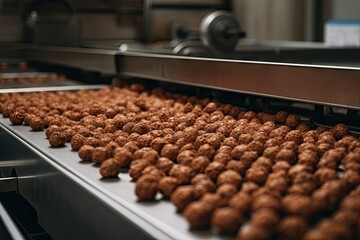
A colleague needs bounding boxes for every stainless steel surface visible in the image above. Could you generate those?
[0,115,229,240]
[0,84,107,94]
[117,52,360,110]
[0,177,17,192]
[21,46,118,75]
[0,202,25,240]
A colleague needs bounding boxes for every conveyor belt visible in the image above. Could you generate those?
[0,116,231,240]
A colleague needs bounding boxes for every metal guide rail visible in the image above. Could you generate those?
[117,52,360,110]
[0,115,229,240]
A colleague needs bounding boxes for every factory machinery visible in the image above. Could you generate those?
[0,1,360,239]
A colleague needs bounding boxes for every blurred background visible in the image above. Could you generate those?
[0,0,359,44]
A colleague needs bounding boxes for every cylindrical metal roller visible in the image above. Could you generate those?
[200,11,245,52]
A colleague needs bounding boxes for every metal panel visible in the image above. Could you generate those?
[21,46,118,75]
[118,52,360,110]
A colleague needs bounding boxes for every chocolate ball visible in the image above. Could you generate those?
[78,145,94,161]
[251,208,280,232]
[135,174,159,201]
[157,176,179,197]
[228,192,251,214]
[171,185,196,211]
[277,216,308,240]
[183,201,213,228]
[169,165,195,185]
[99,158,121,178]
[49,132,67,147]
[212,207,245,233]
[246,167,268,186]
[216,170,243,188]
[282,194,313,218]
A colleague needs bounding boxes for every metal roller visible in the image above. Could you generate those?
[200,11,246,52]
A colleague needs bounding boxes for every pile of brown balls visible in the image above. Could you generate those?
[1,85,359,240]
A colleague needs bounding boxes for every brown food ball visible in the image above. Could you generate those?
[212,207,245,233]
[333,209,360,229]
[191,173,211,185]
[213,152,232,165]
[275,111,289,124]
[312,189,339,213]
[141,166,165,181]
[284,130,303,145]
[9,111,25,125]
[288,164,313,179]
[240,151,259,168]
[246,167,268,186]
[49,132,67,147]
[282,194,313,218]
[113,147,132,167]
[169,165,195,185]
[193,179,216,199]
[199,193,227,209]
[157,176,179,198]
[226,160,247,176]
[205,161,226,181]
[252,194,282,212]
[263,146,280,160]
[237,226,271,240]
[251,208,280,232]
[135,174,159,201]
[298,150,318,167]
[288,182,317,195]
[177,150,195,166]
[84,137,99,147]
[128,159,151,180]
[171,185,196,211]
[160,144,179,161]
[216,170,242,188]
[70,134,86,150]
[247,141,264,155]
[29,117,45,131]
[272,161,291,173]
[332,123,349,139]
[92,147,110,164]
[183,201,213,228]
[191,156,210,173]
[196,143,216,159]
[281,140,298,151]
[340,195,360,212]
[343,170,360,189]
[99,158,121,178]
[23,114,35,126]
[317,219,353,240]
[78,145,95,161]
[238,133,253,144]
[285,114,301,129]
[265,177,289,195]
[142,149,159,165]
[277,216,308,240]
[240,182,260,195]
[216,183,238,200]
[228,192,252,214]
[231,144,248,159]
[155,157,174,175]
[264,136,283,148]
[150,137,168,153]
[296,123,310,132]
[275,148,296,164]
[314,167,338,185]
